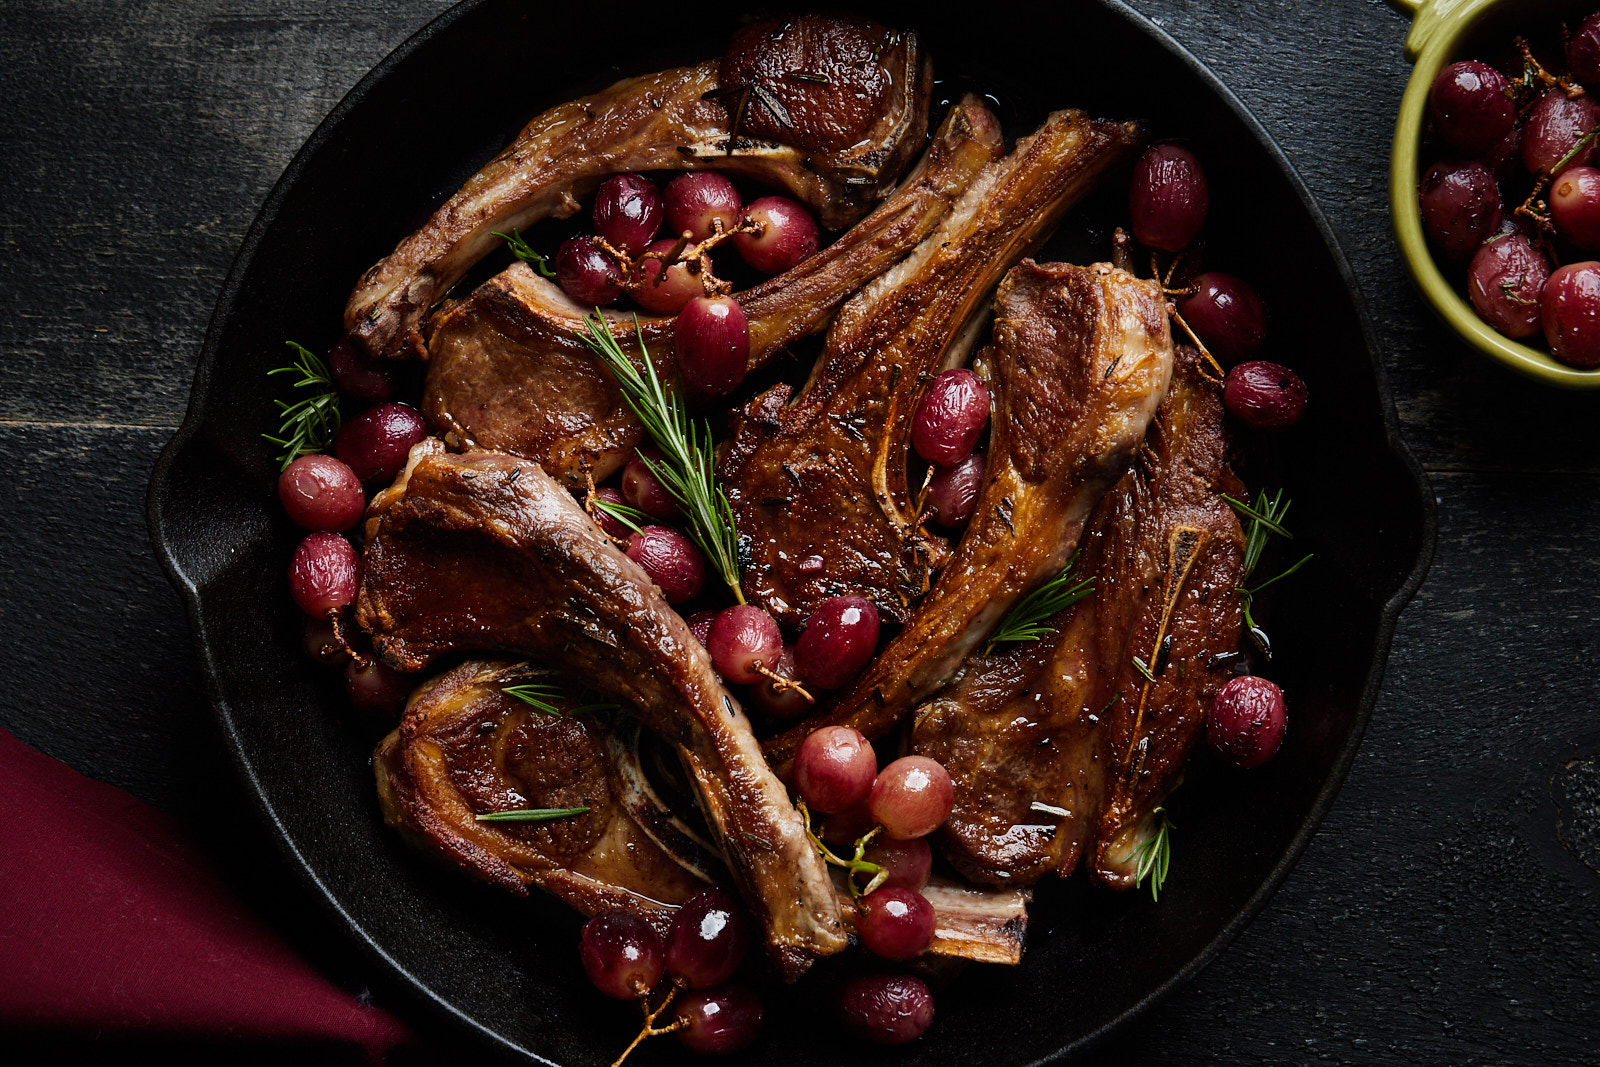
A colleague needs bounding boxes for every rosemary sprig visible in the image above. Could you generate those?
[983,558,1095,655]
[592,495,647,535]
[263,341,342,470]
[577,312,744,601]
[1132,655,1156,683]
[475,806,591,823]
[1131,807,1173,902]
[493,228,557,278]
[503,682,619,717]
[1229,488,1313,657]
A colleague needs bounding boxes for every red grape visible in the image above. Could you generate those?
[911,368,990,467]
[856,887,935,960]
[734,196,819,274]
[1129,144,1208,252]
[631,240,702,314]
[839,973,934,1045]
[625,526,706,604]
[744,646,810,719]
[328,338,397,402]
[1207,675,1287,769]
[592,173,662,256]
[1418,160,1503,260]
[1571,12,1600,87]
[926,452,985,528]
[288,532,360,618]
[1522,89,1599,176]
[820,801,875,847]
[795,596,879,690]
[555,235,624,306]
[687,609,718,649]
[869,756,953,840]
[675,985,763,1055]
[1485,123,1525,182]
[863,836,932,891]
[664,172,742,243]
[675,295,750,395]
[794,726,876,814]
[333,402,428,484]
[278,454,365,532]
[706,605,783,684]
[1467,232,1549,339]
[344,657,411,716]
[580,911,665,1000]
[1542,261,1600,366]
[665,888,748,989]
[1428,60,1517,154]
[1551,166,1600,250]
[1223,361,1308,430]
[1175,272,1269,363]
[621,448,679,519]
[588,486,633,538]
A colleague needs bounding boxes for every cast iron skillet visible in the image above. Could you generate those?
[147,2,1435,1063]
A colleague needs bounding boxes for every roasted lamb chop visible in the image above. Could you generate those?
[344,14,929,360]
[763,260,1174,769]
[719,112,1141,629]
[422,98,1003,489]
[357,443,846,977]
[910,348,1246,887]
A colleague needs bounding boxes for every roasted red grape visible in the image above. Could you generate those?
[621,448,680,519]
[1467,232,1549,339]
[820,801,875,847]
[1223,361,1308,430]
[664,172,742,243]
[744,646,810,719]
[278,454,365,532]
[588,486,633,538]
[856,887,935,960]
[839,973,934,1045]
[1207,675,1287,769]
[869,756,953,840]
[1571,12,1600,87]
[734,196,819,274]
[631,240,702,314]
[1542,261,1600,366]
[343,658,411,716]
[1175,272,1269,363]
[301,616,347,663]
[592,173,662,256]
[795,596,880,689]
[1418,160,1503,259]
[580,911,665,1000]
[666,888,748,989]
[675,294,750,395]
[1428,60,1516,154]
[555,235,625,306]
[687,609,717,649]
[794,725,876,814]
[1521,89,1599,175]
[328,338,397,402]
[706,605,783,684]
[1551,166,1600,250]
[625,526,706,604]
[911,368,989,467]
[288,532,360,618]
[1129,144,1208,252]
[926,452,985,528]
[863,835,932,891]
[334,402,428,484]
[675,985,763,1055]
[1485,124,1525,182]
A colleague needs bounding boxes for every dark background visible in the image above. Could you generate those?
[2,0,1597,1063]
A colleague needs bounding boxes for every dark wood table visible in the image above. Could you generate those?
[4,1,1597,1062]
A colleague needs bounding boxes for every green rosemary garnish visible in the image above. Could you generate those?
[493,228,556,278]
[798,799,885,898]
[577,313,744,601]
[1555,129,1599,176]
[475,806,591,823]
[1132,655,1156,683]
[263,341,342,470]
[983,557,1095,655]
[1131,807,1173,902]
[1229,488,1313,657]
[591,495,647,535]
[503,682,618,717]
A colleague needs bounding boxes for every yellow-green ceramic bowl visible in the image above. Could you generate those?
[1391,0,1600,386]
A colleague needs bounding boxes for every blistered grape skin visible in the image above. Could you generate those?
[864,836,933,891]
[676,295,750,395]
[1467,233,1550,340]
[1521,90,1599,176]
[839,973,935,1045]
[625,526,706,604]
[631,240,702,314]
[334,403,429,484]
[794,725,877,814]
[1207,675,1287,769]
[675,985,764,1055]
[1542,261,1600,367]
[278,454,366,532]
[592,173,663,256]
[795,596,880,689]
[343,658,411,716]
[1428,60,1517,154]
[911,369,990,467]
[621,448,680,519]
[1418,160,1504,260]
[706,605,783,685]
[744,646,810,719]
[1550,166,1600,250]
[1572,12,1600,87]
[328,338,397,402]
[1128,144,1208,252]
[555,235,625,306]
[665,888,749,989]
[664,172,743,243]
[288,532,360,618]
[1223,361,1308,431]
[687,609,718,649]
[869,756,954,840]
[733,196,820,274]
[856,887,936,960]
[1175,272,1269,363]
[580,911,665,1001]
[926,452,985,529]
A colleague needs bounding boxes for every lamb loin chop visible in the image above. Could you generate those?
[356,442,846,978]
[720,111,1142,629]
[344,14,929,360]
[763,260,1174,770]
[422,98,1003,489]
[910,348,1246,887]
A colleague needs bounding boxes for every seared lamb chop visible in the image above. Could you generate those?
[344,14,929,360]
[910,348,1245,886]
[763,260,1174,770]
[357,445,846,977]
[422,98,1003,489]
[719,112,1141,629]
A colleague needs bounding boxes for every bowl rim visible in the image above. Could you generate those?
[146,1,1438,1061]
[1390,0,1600,388]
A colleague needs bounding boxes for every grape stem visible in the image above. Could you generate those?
[593,215,764,299]
[1147,250,1227,384]
[326,610,369,670]
[610,982,685,1067]
[754,663,814,703]
[797,800,887,898]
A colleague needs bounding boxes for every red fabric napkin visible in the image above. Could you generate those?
[0,726,415,1060]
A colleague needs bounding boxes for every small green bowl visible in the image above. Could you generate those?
[1391,0,1600,387]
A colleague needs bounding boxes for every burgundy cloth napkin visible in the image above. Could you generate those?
[0,726,415,1059]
